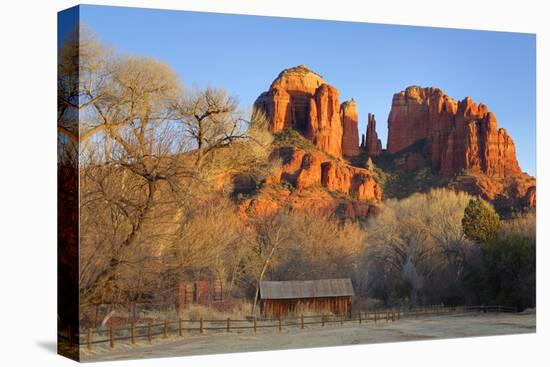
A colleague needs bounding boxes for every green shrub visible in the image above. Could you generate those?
[465,234,536,310]
[462,198,501,243]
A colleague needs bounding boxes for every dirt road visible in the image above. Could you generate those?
[81,312,535,362]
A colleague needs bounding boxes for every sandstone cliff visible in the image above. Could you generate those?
[268,147,382,202]
[365,113,382,156]
[255,65,357,158]
[251,71,534,214]
[308,84,344,157]
[387,86,522,178]
[341,99,360,156]
[240,146,382,218]
[254,65,324,133]
[386,86,535,208]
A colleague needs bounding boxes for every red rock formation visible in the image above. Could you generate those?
[238,146,381,218]
[255,66,324,133]
[447,172,536,210]
[268,147,382,202]
[267,147,318,187]
[387,86,522,179]
[341,99,360,156]
[239,184,378,219]
[255,65,344,158]
[254,87,291,132]
[365,113,382,156]
[440,110,521,177]
[321,161,382,202]
[308,84,344,157]
[295,153,322,190]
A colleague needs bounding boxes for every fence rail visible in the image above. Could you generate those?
[60,304,519,351]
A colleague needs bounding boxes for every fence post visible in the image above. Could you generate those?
[278,318,282,332]
[253,317,257,333]
[179,318,183,337]
[340,314,344,326]
[374,312,377,324]
[321,314,325,327]
[147,320,152,343]
[109,326,115,348]
[386,311,389,323]
[359,312,362,324]
[131,322,136,345]
[200,317,204,334]
[300,314,304,329]
[226,318,230,332]
[163,320,168,338]
[87,328,93,351]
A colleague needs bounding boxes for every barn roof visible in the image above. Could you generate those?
[260,279,354,299]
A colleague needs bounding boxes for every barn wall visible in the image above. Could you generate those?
[262,296,352,318]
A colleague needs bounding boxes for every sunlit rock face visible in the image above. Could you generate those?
[387,86,521,178]
[255,65,344,158]
[341,99,360,156]
[364,113,382,157]
[386,85,535,208]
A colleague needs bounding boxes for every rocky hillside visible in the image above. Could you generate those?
[241,66,535,219]
[243,66,381,218]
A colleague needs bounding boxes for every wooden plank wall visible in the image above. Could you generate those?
[262,296,352,318]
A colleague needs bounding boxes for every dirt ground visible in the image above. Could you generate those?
[81,312,536,362]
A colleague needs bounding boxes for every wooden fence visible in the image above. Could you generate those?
[62,305,519,351]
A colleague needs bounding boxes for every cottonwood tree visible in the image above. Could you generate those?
[272,213,364,281]
[159,197,247,302]
[364,189,473,306]
[243,212,293,316]
[77,39,187,307]
[73,30,275,312]
[58,25,115,146]
[173,88,274,186]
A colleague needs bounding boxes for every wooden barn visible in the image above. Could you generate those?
[259,279,354,319]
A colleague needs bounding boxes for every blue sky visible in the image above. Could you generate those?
[59,5,536,176]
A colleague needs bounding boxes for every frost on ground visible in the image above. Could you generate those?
[81,312,535,362]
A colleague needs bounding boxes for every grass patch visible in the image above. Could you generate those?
[273,128,316,150]
[272,129,337,161]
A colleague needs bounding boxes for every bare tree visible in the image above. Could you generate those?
[58,25,116,145]
[272,213,364,281]
[74,31,274,311]
[78,49,185,306]
[174,87,272,183]
[243,212,293,316]
[364,189,473,305]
